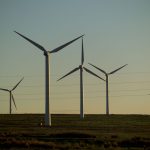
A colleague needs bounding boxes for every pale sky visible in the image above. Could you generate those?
[0,0,150,114]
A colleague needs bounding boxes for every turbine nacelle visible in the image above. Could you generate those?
[43,51,50,56]
[14,31,84,55]
[0,77,24,113]
[57,38,105,119]
[79,65,83,69]
[57,39,105,82]
[15,31,84,126]
[88,63,127,115]
[89,63,128,77]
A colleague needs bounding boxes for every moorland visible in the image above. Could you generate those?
[0,114,150,150]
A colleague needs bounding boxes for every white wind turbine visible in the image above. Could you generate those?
[89,63,127,115]
[57,38,105,119]
[0,77,24,114]
[15,31,84,126]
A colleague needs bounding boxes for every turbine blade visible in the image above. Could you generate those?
[88,63,106,75]
[12,77,24,91]
[83,67,105,81]
[14,31,46,52]
[50,35,84,53]
[109,64,128,75]
[11,94,17,110]
[81,37,84,65]
[57,67,80,81]
[0,88,9,92]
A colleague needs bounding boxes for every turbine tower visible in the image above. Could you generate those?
[15,31,84,126]
[58,38,105,119]
[0,77,24,114]
[89,63,127,115]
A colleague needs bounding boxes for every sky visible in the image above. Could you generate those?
[0,0,150,114]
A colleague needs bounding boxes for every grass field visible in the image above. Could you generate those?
[0,114,150,150]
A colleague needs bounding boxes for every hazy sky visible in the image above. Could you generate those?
[0,0,150,114]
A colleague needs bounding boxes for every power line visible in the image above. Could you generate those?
[0,94,149,99]
[1,71,150,77]
[1,80,150,88]
[0,88,150,96]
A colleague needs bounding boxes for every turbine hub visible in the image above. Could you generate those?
[44,51,49,56]
[79,65,83,69]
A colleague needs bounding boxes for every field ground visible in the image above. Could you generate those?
[0,114,150,150]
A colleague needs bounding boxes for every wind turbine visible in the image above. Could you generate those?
[89,63,127,115]
[57,38,105,119]
[14,31,84,126]
[0,77,24,114]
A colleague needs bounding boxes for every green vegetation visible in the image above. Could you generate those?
[0,114,150,149]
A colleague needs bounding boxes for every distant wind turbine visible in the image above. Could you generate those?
[89,63,127,115]
[0,77,24,114]
[15,31,84,126]
[58,38,105,119]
